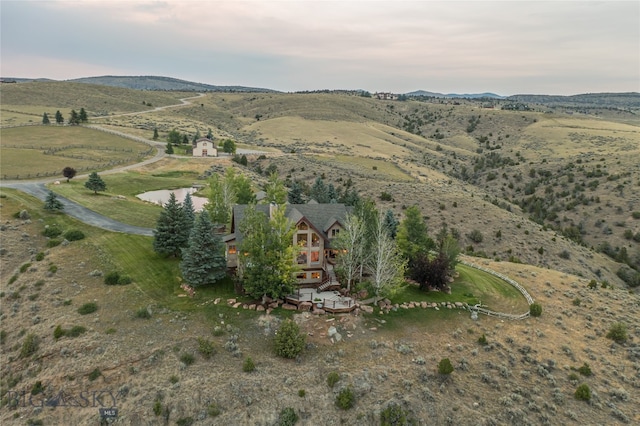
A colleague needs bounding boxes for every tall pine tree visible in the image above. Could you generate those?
[182,192,196,235]
[180,211,226,287]
[55,110,64,124]
[153,193,189,257]
[382,209,399,239]
[310,177,329,203]
[396,205,434,262]
[42,112,50,125]
[288,181,305,204]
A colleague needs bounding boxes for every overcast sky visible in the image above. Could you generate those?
[1,1,638,95]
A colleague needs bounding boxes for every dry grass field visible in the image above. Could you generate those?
[0,127,156,179]
[0,82,639,425]
[0,82,190,126]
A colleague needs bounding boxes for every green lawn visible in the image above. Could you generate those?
[390,263,529,312]
[50,170,200,228]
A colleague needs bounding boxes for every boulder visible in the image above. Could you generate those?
[256,305,265,312]
[232,302,242,309]
[328,326,337,337]
[214,298,221,305]
[282,303,297,311]
[248,304,256,310]
[360,305,374,314]
[227,298,236,305]
[312,308,325,315]
[298,301,312,311]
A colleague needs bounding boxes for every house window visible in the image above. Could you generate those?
[311,272,321,280]
[228,245,237,255]
[296,233,308,247]
[296,272,307,280]
[297,252,308,264]
[298,222,309,230]
[331,229,340,237]
[310,251,320,263]
[311,232,320,247]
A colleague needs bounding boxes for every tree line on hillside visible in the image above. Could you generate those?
[152,167,460,304]
[42,108,88,125]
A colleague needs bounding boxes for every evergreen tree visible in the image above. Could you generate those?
[396,205,434,262]
[167,129,181,145]
[382,209,399,239]
[55,110,64,124]
[153,193,189,257]
[152,128,159,140]
[182,192,196,235]
[180,211,226,287]
[263,172,287,205]
[206,128,213,139]
[165,142,174,154]
[43,191,64,211]
[182,134,189,144]
[327,184,338,203]
[84,172,106,194]
[69,109,80,125]
[79,108,88,123]
[288,181,305,204]
[311,177,329,203]
[192,130,201,144]
[239,205,298,303]
[339,188,360,206]
[42,112,50,125]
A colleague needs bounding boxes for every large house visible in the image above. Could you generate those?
[224,203,351,287]
[192,138,217,157]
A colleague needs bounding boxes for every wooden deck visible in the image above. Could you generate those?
[286,288,357,313]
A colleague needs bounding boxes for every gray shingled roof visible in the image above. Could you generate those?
[228,203,351,246]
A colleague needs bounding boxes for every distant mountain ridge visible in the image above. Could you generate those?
[1,75,277,93]
[3,76,637,107]
[68,75,278,93]
[406,90,505,99]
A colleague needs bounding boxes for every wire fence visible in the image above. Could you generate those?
[459,259,534,320]
[1,124,157,180]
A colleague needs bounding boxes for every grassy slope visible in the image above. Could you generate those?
[0,126,155,178]
[49,170,200,228]
[0,81,190,123]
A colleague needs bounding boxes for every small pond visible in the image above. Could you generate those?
[136,188,208,211]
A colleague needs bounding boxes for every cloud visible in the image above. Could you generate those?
[1,0,638,94]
